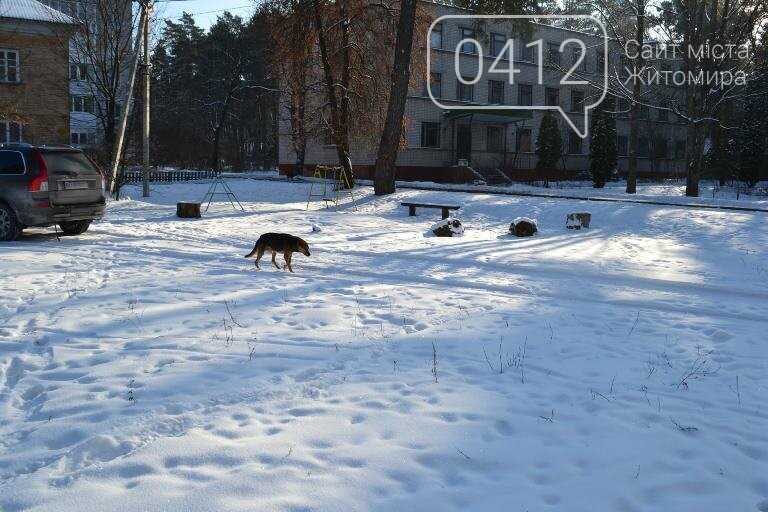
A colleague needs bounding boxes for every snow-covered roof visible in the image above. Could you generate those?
[0,0,75,24]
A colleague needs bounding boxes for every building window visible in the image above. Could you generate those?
[424,72,441,98]
[675,139,686,159]
[42,0,86,18]
[617,97,630,117]
[0,150,25,175]
[638,136,650,157]
[617,135,628,156]
[518,84,532,106]
[519,39,534,62]
[420,122,440,148]
[490,33,506,57]
[619,56,630,77]
[459,28,476,54]
[0,120,22,143]
[323,128,335,146]
[596,52,606,72]
[457,78,474,102]
[70,63,90,81]
[546,42,560,66]
[0,49,20,83]
[487,126,504,152]
[517,128,532,152]
[568,131,582,154]
[71,132,89,145]
[430,23,443,49]
[657,101,669,122]
[488,80,504,105]
[71,95,95,113]
[570,90,584,113]
[572,46,586,72]
[545,87,559,107]
[639,104,649,119]
[654,137,668,158]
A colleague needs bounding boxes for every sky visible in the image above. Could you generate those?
[154,0,256,29]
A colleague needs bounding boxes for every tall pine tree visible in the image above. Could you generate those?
[535,111,562,187]
[589,102,617,188]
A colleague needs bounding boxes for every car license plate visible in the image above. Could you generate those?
[63,181,88,190]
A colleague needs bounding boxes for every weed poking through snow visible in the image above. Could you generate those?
[431,342,438,383]
[127,379,136,404]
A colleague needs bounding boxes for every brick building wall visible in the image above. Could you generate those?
[0,20,74,144]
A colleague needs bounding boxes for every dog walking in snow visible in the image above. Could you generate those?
[245,233,310,273]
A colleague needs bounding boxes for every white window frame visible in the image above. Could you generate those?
[430,23,443,49]
[459,27,476,54]
[0,120,23,144]
[0,49,20,83]
[420,122,441,149]
[490,33,506,58]
[70,62,90,81]
[71,131,90,145]
[71,95,96,114]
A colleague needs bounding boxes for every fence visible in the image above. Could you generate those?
[122,169,220,183]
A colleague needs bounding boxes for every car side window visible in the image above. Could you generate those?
[0,150,25,175]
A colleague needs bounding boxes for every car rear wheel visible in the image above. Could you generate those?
[0,203,22,241]
[58,220,92,235]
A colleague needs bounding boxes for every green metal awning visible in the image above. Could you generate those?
[443,108,533,124]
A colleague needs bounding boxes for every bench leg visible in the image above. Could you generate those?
[442,208,449,220]
[409,205,416,216]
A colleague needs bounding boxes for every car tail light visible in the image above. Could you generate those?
[29,151,49,192]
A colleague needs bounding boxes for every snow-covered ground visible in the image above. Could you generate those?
[1,179,767,512]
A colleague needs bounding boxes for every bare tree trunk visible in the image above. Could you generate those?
[626,0,645,194]
[312,0,354,187]
[684,0,705,197]
[373,0,418,196]
[291,90,307,177]
[210,66,241,171]
[686,122,704,197]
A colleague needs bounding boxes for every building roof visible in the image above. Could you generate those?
[0,0,75,24]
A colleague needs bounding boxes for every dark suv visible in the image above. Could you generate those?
[0,144,106,241]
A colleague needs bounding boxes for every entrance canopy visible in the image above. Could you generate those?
[444,108,533,124]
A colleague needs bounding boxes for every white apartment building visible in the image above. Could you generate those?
[39,0,132,150]
[279,3,688,184]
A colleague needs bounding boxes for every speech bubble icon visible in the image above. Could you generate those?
[426,15,609,138]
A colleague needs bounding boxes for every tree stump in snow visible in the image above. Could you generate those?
[176,201,201,218]
[510,217,537,237]
[431,219,464,237]
[566,212,591,230]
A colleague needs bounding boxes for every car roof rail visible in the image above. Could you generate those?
[39,144,77,149]
[0,142,33,148]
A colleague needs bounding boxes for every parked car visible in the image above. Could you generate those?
[0,144,106,241]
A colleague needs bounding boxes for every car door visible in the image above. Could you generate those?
[42,150,104,206]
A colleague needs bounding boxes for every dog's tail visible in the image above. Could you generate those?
[244,238,261,258]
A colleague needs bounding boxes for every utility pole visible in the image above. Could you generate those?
[141,0,152,197]
[108,4,146,196]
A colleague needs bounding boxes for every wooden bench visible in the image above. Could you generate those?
[401,202,460,220]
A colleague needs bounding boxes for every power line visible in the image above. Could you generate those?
[154,4,254,22]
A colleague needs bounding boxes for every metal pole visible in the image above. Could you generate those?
[108,6,146,196]
[142,1,151,197]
